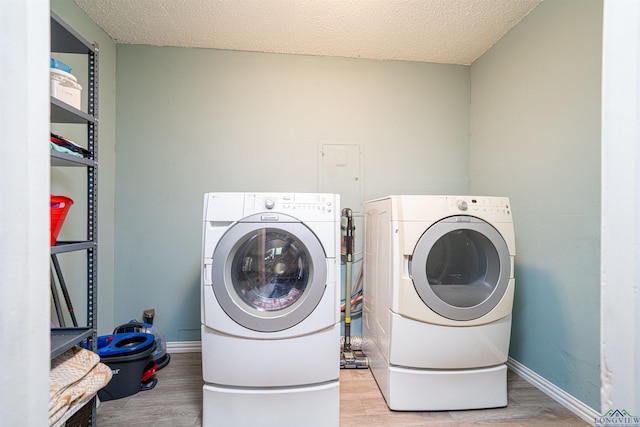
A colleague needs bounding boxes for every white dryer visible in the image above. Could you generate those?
[201,192,340,427]
[363,195,515,411]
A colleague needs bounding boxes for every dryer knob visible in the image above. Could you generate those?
[457,200,468,211]
[265,198,276,209]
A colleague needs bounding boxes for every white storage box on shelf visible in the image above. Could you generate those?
[50,68,82,110]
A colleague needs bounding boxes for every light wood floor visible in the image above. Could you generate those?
[96,352,589,426]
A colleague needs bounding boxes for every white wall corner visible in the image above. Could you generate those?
[0,1,50,426]
[600,0,640,416]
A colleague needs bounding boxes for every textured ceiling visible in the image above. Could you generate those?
[73,0,543,66]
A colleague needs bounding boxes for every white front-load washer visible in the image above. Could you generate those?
[201,192,340,427]
[362,195,515,411]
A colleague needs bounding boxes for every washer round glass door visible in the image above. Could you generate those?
[410,216,511,321]
[211,214,327,332]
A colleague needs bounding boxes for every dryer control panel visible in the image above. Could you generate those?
[448,196,511,219]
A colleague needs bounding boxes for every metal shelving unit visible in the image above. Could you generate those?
[50,10,99,426]
[51,328,94,359]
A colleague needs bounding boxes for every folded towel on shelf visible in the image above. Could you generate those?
[50,133,91,158]
[50,142,83,158]
[49,347,112,426]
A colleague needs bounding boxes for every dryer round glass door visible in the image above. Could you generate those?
[211,216,327,332]
[410,216,511,321]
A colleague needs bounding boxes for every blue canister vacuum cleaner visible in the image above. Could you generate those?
[96,332,157,401]
[95,309,169,401]
[112,308,171,371]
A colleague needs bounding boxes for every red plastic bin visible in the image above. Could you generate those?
[50,195,74,246]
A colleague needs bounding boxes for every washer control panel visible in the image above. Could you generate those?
[244,193,337,219]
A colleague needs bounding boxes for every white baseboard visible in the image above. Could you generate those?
[507,357,598,425]
[166,341,201,353]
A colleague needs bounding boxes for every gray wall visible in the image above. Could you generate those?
[469,0,602,410]
[114,46,470,340]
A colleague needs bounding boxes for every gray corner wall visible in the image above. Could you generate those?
[469,0,603,411]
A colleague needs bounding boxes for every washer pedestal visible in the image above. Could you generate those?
[203,381,339,427]
[201,323,340,387]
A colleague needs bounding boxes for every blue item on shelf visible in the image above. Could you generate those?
[50,57,72,73]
